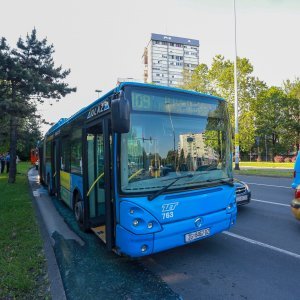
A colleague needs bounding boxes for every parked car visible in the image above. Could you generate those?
[234,179,251,206]
[291,185,300,221]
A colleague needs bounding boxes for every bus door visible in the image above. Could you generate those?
[54,138,61,197]
[51,139,60,195]
[83,118,113,249]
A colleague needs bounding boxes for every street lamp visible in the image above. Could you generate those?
[233,0,240,170]
[95,89,102,97]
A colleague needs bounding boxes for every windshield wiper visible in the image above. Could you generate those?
[206,178,234,187]
[148,174,193,201]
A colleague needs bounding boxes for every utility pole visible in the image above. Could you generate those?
[233,0,240,170]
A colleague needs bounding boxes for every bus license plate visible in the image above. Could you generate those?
[185,228,210,243]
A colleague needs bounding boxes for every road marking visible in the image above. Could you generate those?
[245,182,290,189]
[252,198,290,207]
[223,231,300,259]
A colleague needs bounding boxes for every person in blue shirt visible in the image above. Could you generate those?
[6,153,10,173]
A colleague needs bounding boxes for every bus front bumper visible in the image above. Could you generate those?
[116,208,236,257]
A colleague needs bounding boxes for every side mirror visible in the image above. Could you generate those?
[111,91,130,133]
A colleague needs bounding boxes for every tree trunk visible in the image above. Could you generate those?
[8,116,17,183]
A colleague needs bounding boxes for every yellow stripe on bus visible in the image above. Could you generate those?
[60,171,71,190]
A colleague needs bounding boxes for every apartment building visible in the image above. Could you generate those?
[143,33,199,87]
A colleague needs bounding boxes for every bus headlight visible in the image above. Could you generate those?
[226,202,236,212]
[133,219,139,226]
[120,201,162,234]
[141,245,148,252]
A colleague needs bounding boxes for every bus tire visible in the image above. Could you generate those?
[47,174,53,196]
[74,193,84,224]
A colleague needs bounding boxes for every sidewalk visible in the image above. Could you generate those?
[28,168,83,300]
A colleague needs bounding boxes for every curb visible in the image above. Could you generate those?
[28,168,67,300]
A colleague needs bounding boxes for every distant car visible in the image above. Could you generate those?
[234,179,251,206]
[291,185,300,221]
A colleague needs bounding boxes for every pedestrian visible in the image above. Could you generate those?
[0,154,5,173]
[6,152,10,173]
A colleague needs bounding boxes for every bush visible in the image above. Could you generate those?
[274,155,284,163]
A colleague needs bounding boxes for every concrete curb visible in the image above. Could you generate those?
[28,168,67,300]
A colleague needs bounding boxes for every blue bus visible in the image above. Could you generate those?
[39,82,237,257]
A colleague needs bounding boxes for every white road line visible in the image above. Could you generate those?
[223,231,300,259]
[251,198,290,207]
[246,182,290,189]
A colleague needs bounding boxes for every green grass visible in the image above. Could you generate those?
[0,162,50,299]
[238,161,294,168]
[234,168,293,178]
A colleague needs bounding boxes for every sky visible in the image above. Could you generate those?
[1,0,300,133]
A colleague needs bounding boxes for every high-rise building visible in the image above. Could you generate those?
[143,33,199,87]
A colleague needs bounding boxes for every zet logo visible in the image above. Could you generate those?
[162,202,179,212]
[161,202,179,220]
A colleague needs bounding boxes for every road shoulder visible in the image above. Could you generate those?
[28,168,66,300]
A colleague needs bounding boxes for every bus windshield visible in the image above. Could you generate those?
[120,87,232,194]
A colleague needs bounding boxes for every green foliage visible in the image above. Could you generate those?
[0,29,76,182]
[181,54,300,160]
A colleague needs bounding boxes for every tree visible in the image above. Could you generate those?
[181,64,211,94]
[283,79,300,151]
[181,55,267,154]
[0,29,76,183]
[253,86,288,159]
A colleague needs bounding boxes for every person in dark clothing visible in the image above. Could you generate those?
[0,154,5,173]
[6,153,10,173]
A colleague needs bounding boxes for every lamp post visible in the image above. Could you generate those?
[233,0,240,170]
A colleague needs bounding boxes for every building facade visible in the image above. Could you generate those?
[143,33,199,87]
[178,133,219,171]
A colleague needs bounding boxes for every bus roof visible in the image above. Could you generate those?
[45,82,224,137]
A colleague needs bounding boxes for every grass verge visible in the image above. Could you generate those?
[0,162,50,299]
[238,161,294,168]
[234,168,293,178]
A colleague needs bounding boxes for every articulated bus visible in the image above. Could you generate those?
[39,82,237,257]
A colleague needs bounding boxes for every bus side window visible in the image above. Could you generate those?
[60,156,64,170]
[61,137,70,172]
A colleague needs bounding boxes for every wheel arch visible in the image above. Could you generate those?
[72,187,83,210]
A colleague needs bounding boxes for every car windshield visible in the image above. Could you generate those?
[120,87,232,194]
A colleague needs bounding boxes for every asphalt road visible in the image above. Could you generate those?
[141,175,300,300]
